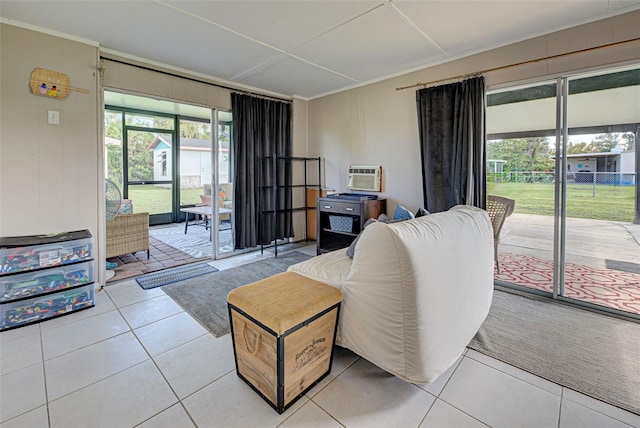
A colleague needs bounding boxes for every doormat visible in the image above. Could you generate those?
[136,262,218,289]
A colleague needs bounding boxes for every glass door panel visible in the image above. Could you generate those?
[125,129,174,224]
[104,110,124,189]
[562,68,640,315]
[179,119,212,207]
[486,82,558,295]
[217,111,234,255]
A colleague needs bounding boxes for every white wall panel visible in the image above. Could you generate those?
[0,24,99,242]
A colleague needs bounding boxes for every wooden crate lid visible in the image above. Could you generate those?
[228,272,342,335]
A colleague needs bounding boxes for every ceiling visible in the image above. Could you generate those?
[2,1,640,100]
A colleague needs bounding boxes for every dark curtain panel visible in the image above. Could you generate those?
[231,93,293,249]
[416,76,486,213]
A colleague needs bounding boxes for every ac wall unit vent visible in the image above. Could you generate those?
[347,165,382,192]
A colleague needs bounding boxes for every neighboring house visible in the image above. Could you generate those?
[487,159,507,174]
[567,150,636,184]
[147,136,230,187]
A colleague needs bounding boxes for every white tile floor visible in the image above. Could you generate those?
[1,245,639,428]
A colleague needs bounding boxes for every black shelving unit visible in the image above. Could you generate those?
[260,155,321,257]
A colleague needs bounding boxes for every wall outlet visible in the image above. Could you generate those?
[48,110,60,125]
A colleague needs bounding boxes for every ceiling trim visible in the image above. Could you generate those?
[0,17,100,47]
[100,48,293,102]
[396,36,640,92]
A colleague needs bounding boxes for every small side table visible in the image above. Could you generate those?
[227,271,342,414]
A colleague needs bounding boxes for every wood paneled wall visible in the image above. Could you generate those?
[0,23,100,245]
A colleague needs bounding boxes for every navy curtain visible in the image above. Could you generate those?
[416,76,486,213]
[231,93,293,249]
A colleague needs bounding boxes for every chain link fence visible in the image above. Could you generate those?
[488,171,636,186]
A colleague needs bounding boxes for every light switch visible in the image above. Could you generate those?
[48,110,60,125]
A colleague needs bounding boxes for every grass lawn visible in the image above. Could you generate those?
[127,186,205,215]
[127,183,635,223]
[487,182,636,222]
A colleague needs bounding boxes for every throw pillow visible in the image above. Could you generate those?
[415,207,430,217]
[393,204,415,221]
[346,218,377,259]
[377,213,391,223]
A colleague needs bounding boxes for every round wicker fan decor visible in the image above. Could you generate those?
[29,67,89,100]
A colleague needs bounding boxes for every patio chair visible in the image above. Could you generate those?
[486,195,516,273]
[199,194,231,223]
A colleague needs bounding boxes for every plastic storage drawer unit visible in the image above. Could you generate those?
[1,283,94,330]
[0,230,95,331]
[0,230,93,274]
[1,260,94,303]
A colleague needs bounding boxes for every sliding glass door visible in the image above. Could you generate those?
[179,118,212,209]
[216,111,234,256]
[105,99,238,260]
[487,66,640,318]
[486,80,558,296]
[561,70,640,314]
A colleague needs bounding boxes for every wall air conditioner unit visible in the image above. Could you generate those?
[347,165,382,192]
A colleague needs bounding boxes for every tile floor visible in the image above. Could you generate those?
[1,245,639,428]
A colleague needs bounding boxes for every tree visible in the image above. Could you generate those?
[127,131,154,181]
[592,134,620,152]
[621,132,635,151]
[567,141,589,154]
[487,137,555,172]
[181,120,212,139]
[567,133,634,154]
[105,111,123,187]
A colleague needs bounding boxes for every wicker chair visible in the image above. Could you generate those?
[106,212,150,259]
[486,195,515,273]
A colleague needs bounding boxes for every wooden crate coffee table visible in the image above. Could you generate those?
[227,271,342,414]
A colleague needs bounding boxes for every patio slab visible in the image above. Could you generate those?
[501,213,640,267]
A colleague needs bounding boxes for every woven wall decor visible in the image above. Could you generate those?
[29,67,89,100]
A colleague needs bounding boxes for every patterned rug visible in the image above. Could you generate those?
[496,253,640,314]
[136,262,219,289]
[149,223,233,258]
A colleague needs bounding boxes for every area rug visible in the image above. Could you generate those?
[469,289,640,415]
[162,251,312,337]
[496,253,640,314]
[149,223,233,258]
[136,262,218,289]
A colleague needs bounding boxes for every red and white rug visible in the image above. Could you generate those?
[495,253,640,315]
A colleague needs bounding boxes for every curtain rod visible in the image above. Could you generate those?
[396,36,640,92]
[100,56,292,103]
